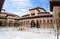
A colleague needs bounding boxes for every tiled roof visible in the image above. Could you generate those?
[29,7,46,11]
[0,12,19,17]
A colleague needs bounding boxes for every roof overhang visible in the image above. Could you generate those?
[0,0,5,12]
[19,14,53,20]
[50,1,60,11]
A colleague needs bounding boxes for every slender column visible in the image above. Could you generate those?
[6,19,9,27]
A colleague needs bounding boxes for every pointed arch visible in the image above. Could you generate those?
[36,20,40,28]
[31,20,35,28]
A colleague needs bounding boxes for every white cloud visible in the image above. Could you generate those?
[8,9,29,16]
[11,0,32,8]
[3,0,32,16]
[12,0,29,2]
[19,9,29,16]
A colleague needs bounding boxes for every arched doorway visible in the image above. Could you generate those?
[31,20,35,28]
[9,21,13,27]
[0,21,2,26]
[36,20,40,28]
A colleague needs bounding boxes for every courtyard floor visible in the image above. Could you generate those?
[0,27,59,39]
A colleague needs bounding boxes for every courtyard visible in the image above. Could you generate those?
[0,27,59,39]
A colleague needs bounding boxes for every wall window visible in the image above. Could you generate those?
[31,13,35,16]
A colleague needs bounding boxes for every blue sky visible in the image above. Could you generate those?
[3,0,50,16]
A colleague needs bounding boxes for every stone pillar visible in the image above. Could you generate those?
[53,6,60,35]
[12,19,14,27]
[6,19,9,27]
[28,21,31,28]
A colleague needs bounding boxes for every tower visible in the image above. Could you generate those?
[50,0,60,19]
[0,0,5,12]
[50,0,60,37]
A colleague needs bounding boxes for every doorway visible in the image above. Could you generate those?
[31,20,35,28]
[36,20,40,28]
[0,21,2,26]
